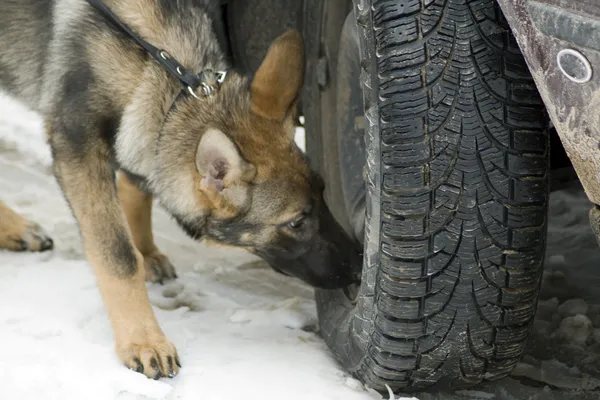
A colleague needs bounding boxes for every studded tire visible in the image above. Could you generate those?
[312,0,550,392]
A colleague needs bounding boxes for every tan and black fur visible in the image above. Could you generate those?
[0,0,360,379]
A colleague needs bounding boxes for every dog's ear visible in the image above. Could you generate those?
[250,30,305,120]
[196,128,255,193]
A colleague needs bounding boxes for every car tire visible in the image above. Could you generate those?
[306,0,550,391]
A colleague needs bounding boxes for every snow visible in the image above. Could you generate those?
[557,298,589,318]
[3,90,600,400]
[0,94,388,400]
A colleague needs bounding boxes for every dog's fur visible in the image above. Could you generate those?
[0,0,359,379]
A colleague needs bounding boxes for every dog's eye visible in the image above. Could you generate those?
[288,216,305,229]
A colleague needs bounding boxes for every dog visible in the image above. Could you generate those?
[0,0,361,379]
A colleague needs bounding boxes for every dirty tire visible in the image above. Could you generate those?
[315,0,549,392]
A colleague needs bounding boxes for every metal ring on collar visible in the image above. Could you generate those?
[187,86,200,99]
[216,71,227,84]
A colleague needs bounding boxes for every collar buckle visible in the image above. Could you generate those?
[196,70,227,98]
[187,70,227,99]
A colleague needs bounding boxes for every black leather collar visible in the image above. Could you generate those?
[87,0,227,99]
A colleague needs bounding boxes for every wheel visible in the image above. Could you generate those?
[303,0,550,392]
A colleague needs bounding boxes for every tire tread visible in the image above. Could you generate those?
[352,0,548,390]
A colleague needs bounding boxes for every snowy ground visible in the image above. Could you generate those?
[2,93,600,400]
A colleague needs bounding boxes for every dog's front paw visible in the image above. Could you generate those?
[118,337,181,379]
[143,249,177,284]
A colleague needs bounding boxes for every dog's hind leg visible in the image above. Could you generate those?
[0,201,53,252]
[117,173,177,284]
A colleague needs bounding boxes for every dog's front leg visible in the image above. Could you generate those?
[50,136,180,379]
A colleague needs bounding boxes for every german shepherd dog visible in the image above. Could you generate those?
[0,0,360,379]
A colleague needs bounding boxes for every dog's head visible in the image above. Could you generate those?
[156,30,361,289]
